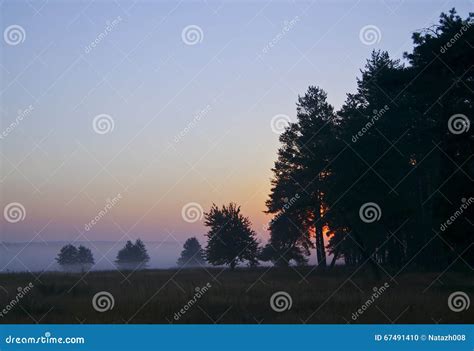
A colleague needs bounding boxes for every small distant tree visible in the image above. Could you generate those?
[77,245,95,268]
[116,239,150,269]
[205,203,259,270]
[56,244,95,271]
[56,244,78,266]
[177,237,205,267]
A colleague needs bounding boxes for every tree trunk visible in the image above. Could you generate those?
[314,203,327,268]
[329,246,340,269]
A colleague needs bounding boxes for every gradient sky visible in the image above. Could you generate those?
[1,0,471,245]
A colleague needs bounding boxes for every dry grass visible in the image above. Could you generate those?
[0,267,471,324]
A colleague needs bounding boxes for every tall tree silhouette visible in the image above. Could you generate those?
[266,86,337,267]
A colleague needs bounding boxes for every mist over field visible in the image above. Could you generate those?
[0,241,182,272]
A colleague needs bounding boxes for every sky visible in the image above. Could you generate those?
[1,0,472,246]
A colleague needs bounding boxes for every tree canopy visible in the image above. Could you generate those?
[204,203,259,269]
[177,237,205,267]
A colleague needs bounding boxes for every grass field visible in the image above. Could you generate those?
[0,267,471,324]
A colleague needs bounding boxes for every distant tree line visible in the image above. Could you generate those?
[56,239,150,271]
